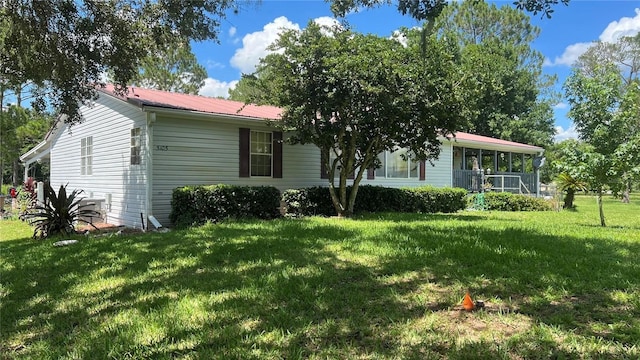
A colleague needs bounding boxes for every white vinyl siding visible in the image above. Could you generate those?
[151,116,329,225]
[49,95,148,228]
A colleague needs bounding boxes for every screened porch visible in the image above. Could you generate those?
[452,146,539,195]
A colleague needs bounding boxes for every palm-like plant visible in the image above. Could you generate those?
[21,183,100,239]
[556,172,588,209]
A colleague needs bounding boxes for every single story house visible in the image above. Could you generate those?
[21,86,544,228]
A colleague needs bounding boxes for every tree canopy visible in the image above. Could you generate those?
[254,22,467,216]
[564,36,640,226]
[1,0,246,124]
[128,38,207,95]
[429,0,556,147]
[0,105,53,188]
[234,1,557,148]
[328,0,569,20]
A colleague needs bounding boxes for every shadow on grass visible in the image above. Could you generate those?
[1,216,639,359]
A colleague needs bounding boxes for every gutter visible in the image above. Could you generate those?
[140,105,276,124]
[445,137,544,154]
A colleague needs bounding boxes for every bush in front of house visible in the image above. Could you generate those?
[281,186,336,217]
[282,185,468,217]
[170,184,281,227]
[405,186,469,213]
[470,192,553,211]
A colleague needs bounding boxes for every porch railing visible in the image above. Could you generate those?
[453,170,536,195]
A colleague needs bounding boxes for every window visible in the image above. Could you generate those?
[375,149,418,179]
[80,136,93,175]
[131,128,142,165]
[250,131,272,177]
[374,152,386,178]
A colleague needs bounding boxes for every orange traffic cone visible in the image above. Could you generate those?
[462,292,475,311]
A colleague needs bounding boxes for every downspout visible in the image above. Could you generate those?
[145,111,162,229]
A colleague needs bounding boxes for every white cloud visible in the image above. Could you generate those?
[230,16,300,74]
[205,60,225,70]
[545,8,640,67]
[199,78,239,98]
[229,16,342,75]
[600,8,640,42]
[313,16,342,35]
[553,102,568,110]
[545,42,593,67]
[554,124,579,142]
[390,30,408,47]
[229,26,237,37]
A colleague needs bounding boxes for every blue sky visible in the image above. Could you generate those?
[191,0,640,142]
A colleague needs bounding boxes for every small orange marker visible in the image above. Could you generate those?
[462,292,475,311]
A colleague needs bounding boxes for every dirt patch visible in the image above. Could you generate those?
[77,222,143,235]
[435,302,532,343]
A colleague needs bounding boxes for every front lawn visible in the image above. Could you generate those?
[1,196,639,359]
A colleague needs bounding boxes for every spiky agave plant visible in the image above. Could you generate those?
[21,183,100,239]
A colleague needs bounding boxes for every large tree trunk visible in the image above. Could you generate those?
[597,190,606,227]
[563,189,575,209]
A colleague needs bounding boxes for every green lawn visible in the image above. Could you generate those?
[1,196,639,359]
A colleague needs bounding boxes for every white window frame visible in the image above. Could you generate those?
[130,128,142,166]
[375,149,419,179]
[80,136,93,175]
[250,130,273,177]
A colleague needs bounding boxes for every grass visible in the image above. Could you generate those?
[1,195,639,359]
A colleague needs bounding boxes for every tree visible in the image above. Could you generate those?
[564,63,640,226]
[0,106,53,187]
[573,33,640,202]
[429,0,556,147]
[228,72,279,104]
[551,139,591,209]
[328,0,569,20]
[1,0,247,125]
[130,38,207,95]
[254,22,467,217]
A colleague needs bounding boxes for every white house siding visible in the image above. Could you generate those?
[151,113,456,225]
[49,95,148,228]
[150,114,329,225]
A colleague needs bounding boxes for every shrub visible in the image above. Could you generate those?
[470,192,552,211]
[16,177,38,215]
[282,185,468,217]
[170,184,281,227]
[406,187,469,213]
[282,187,335,217]
[20,183,100,239]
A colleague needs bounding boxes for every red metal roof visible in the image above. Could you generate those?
[447,132,543,151]
[99,85,542,150]
[100,84,282,120]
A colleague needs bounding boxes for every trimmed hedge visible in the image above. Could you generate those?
[170,184,281,227]
[282,185,468,217]
[470,192,552,211]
